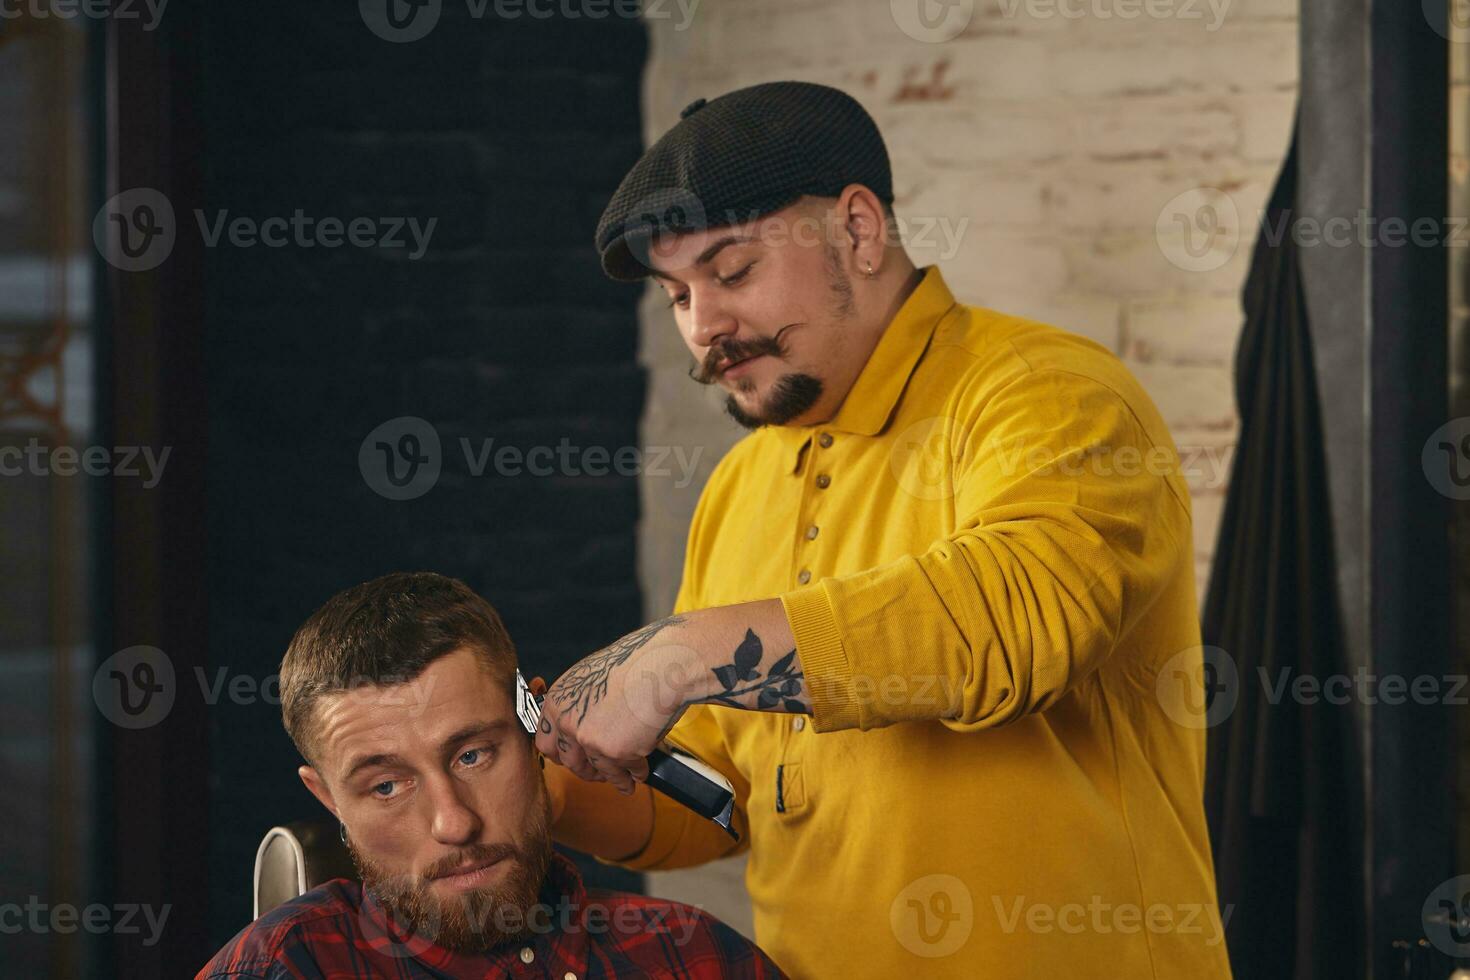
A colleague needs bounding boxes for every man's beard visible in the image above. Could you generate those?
[348,799,554,953]
[689,247,855,431]
[724,374,823,430]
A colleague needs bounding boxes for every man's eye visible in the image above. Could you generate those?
[666,292,689,309]
[371,781,396,798]
[718,263,754,286]
[458,747,493,767]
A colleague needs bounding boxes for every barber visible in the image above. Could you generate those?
[534,81,1232,978]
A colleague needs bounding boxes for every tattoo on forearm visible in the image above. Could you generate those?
[699,628,809,713]
[552,615,686,722]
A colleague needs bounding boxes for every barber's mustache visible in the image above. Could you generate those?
[689,329,793,385]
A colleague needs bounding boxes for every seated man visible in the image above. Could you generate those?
[198,571,783,979]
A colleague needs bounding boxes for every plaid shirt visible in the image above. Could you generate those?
[198,852,785,979]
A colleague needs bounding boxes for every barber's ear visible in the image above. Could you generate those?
[298,765,338,820]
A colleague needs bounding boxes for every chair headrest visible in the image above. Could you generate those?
[253,819,357,919]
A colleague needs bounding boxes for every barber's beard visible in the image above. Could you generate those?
[724,374,823,430]
[349,799,554,953]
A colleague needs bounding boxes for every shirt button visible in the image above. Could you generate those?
[797,569,811,585]
[818,432,834,448]
[792,716,806,731]
[805,525,819,540]
[815,473,831,489]
[519,947,534,964]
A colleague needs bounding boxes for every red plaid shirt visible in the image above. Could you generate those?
[198,852,785,979]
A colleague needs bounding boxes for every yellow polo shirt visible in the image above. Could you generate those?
[608,266,1232,978]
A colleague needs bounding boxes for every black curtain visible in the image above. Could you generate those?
[1200,121,1365,979]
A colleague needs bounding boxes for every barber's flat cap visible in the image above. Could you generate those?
[595,80,894,282]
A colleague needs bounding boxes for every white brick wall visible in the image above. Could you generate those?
[635,0,1299,936]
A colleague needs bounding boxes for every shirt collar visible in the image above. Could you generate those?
[770,264,956,473]
[359,849,591,975]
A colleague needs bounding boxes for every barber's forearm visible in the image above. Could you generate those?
[545,760,654,860]
[668,597,811,714]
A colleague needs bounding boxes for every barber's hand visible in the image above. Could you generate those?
[534,618,692,795]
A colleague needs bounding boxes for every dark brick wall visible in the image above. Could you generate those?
[201,0,648,948]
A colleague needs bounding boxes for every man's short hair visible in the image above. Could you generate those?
[279,571,518,766]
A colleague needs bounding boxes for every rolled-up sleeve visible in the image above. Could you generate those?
[782,368,1192,734]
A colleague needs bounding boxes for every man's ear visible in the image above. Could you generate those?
[298,765,338,820]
